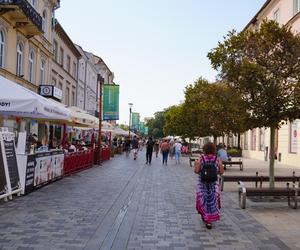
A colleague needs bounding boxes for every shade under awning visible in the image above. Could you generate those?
[0,76,71,121]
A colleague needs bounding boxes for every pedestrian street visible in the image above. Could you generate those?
[0,152,288,250]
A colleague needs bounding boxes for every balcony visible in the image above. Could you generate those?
[0,0,43,37]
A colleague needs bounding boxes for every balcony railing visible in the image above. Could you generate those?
[0,0,42,32]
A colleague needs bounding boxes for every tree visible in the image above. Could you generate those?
[183,78,248,143]
[145,111,166,138]
[208,20,300,187]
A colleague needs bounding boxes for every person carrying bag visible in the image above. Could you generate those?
[194,142,224,229]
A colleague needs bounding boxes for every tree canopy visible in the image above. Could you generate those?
[208,20,300,187]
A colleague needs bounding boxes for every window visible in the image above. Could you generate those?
[244,131,248,150]
[290,121,298,153]
[66,55,71,73]
[52,77,57,87]
[53,40,58,61]
[73,62,77,79]
[251,129,256,151]
[16,42,23,76]
[28,50,35,83]
[0,30,5,68]
[29,0,36,7]
[71,91,75,106]
[65,87,70,106]
[59,48,64,66]
[58,81,63,91]
[40,59,45,85]
[259,128,265,151]
[273,9,280,23]
[42,10,47,36]
[295,0,300,14]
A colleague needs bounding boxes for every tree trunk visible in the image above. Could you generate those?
[213,136,217,145]
[269,126,276,188]
[237,133,241,149]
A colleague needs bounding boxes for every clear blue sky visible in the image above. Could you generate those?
[56,0,265,124]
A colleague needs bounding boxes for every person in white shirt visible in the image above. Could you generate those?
[174,139,182,164]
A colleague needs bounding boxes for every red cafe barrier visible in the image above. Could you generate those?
[64,149,94,176]
[94,146,111,164]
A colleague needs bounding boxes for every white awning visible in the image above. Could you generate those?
[68,106,97,127]
[0,76,71,121]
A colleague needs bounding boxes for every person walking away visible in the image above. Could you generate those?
[174,140,182,164]
[124,137,131,157]
[146,137,154,165]
[194,142,224,229]
[217,144,229,163]
[131,136,139,160]
[169,139,175,159]
[154,139,160,158]
[160,139,170,165]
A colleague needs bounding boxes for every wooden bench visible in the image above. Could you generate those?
[220,172,299,191]
[238,181,299,209]
[222,159,243,171]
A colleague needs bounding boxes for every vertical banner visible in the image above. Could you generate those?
[103,84,119,120]
[131,112,140,131]
[290,121,298,153]
[144,127,149,135]
[140,122,145,133]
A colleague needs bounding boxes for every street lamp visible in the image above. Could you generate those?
[97,74,104,165]
[128,103,133,138]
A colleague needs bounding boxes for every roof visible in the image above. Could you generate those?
[243,0,272,31]
[54,19,82,58]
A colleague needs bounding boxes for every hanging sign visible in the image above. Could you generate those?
[103,84,119,120]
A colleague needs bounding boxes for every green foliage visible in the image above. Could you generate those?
[119,124,129,131]
[208,20,300,129]
[227,148,238,155]
[145,111,166,138]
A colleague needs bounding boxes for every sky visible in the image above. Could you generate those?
[56,0,266,124]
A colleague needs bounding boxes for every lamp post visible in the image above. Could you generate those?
[128,103,133,138]
[97,74,104,165]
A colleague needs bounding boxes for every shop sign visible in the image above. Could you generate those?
[39,85,62,101]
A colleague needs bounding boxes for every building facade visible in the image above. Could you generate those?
[238,0,300,167]
[0,0,60,92]
[50,20,80,106]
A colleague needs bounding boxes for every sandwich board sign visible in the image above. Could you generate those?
[0,127,22,201]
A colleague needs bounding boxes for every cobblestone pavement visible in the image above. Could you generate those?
[0,152,290,250]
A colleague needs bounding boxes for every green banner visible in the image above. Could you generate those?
[140,122,145,133]
[103,84,119,120]
[144,126,149,135]
[131,112,140,131]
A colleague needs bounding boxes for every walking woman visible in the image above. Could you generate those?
[160,139,170,165]
[194,142,224,229]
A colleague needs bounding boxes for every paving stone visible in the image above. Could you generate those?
[0,154,290,249]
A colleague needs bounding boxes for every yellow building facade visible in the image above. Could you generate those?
[0,0,59,92]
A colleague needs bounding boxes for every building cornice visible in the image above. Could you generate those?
[53,19,81,58]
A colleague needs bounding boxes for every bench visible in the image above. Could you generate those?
[220,171,299,191]
[222,160,243,171]
[238,181,299,209]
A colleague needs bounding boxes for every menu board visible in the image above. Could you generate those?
[3,140,20,191]
[0,144,7,195]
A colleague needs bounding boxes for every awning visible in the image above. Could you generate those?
[112,127,130,136]
[0,76,71,121]
[68,106,97,127]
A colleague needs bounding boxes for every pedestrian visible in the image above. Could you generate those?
[131,135,139,160]
[146,137,154,165]
[217,143,229,163]
[169,139,175,159]
[194,142,224,229]
[154,139,160,158]
[174,139,182,164]
[160,139,170,165]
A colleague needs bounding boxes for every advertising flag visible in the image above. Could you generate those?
[103,84,119,120]
[131,112,140,131]
[140,122,145,133]
[144,126,149,135]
